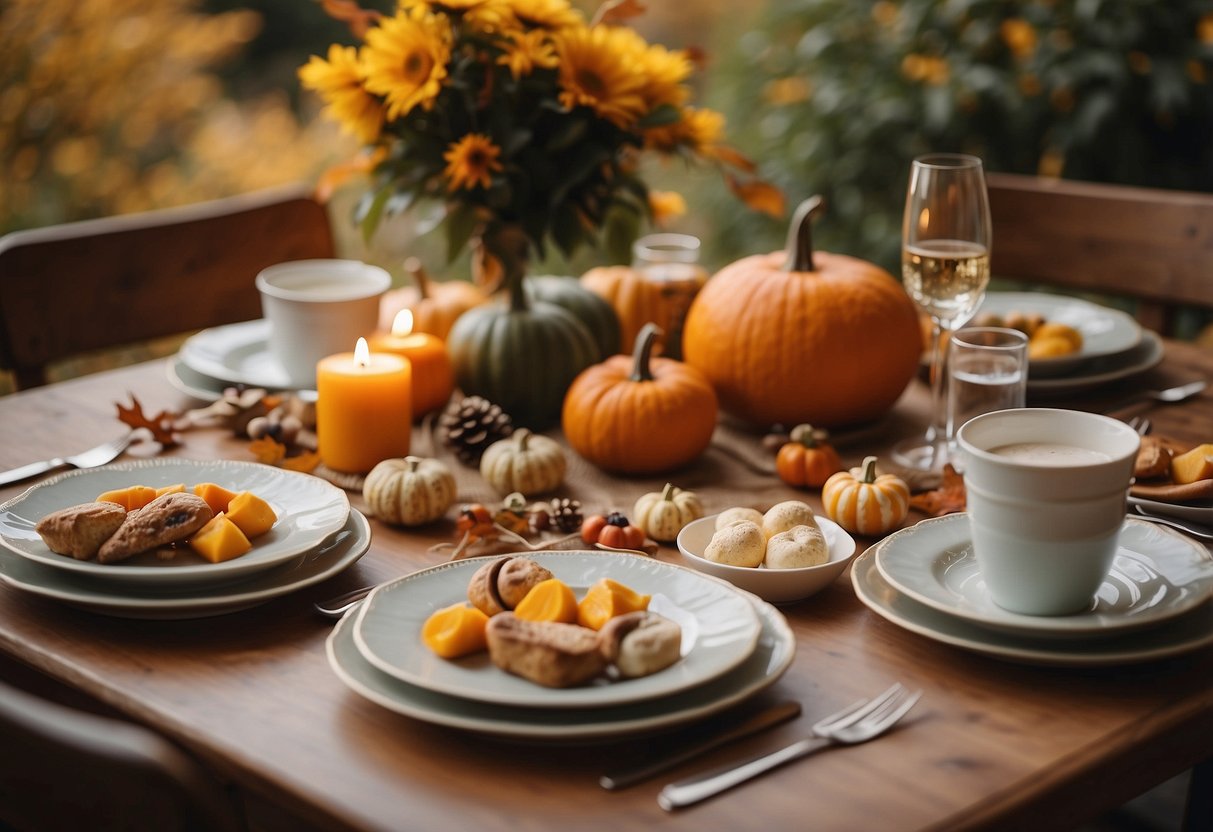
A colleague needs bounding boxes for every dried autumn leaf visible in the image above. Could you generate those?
[727,175,786,218]
[116,395,179,447]
[710,144,757,174]
[281,451,321,473]
[315,149,385,203]
[321,0,381,38]
[249,436,287,466]
[909,464,966,516]
[594,0,646,25]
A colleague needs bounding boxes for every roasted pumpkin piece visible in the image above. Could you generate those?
[189,515,252,563]
[422,603,490,658]
[576,578,650,631]
[225,492,277,539]
[155,483,186,497]
[96,485,158,511]
[192,483,239,514]
[512,578,579,624]
[1171,444,1213,485]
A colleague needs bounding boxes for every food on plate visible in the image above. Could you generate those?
[34,502,127,560]
[633,483,703,542]
[704,520,766,568]
[972,310,1045,335]
[775,425,844,488]
[765,525,829,569]
[192,482,240,514]
[466,556,555,616]
[822,456,910,536]
[485,612,608,688]
[715,506,764,530]
[1134,435,1180,480]
[96,485,158,511]
[972,310,1083,359]
[512,578,579,624]
[189,515,252,563]
[599,611,682,679]
[577,578,651,630]
[155,483,186,497]
[421,602,490,659]
[224,491,278,538]
[1171,444,1213,485]
[97,492,215,564]
[762,500,819,540]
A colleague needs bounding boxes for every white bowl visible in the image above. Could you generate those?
[676,514,857,604]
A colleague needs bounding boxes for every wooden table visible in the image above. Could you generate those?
[1,341,1210,832]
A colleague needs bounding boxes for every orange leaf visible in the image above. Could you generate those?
[315,151,383,203]
[116,395,179,447]
[909,464,967,516]
[249,437,287,466]
[594,0,646,25]
[321,0,381,37]
[281,451,321,473]
[726,175,786,218]
[709,144,756,174]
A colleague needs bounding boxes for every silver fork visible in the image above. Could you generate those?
[658,683,922,811]
[1126,415,1151,435]
[0,433,134,487]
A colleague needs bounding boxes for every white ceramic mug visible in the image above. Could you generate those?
[956,408,1140,616]
[256,260,391,388]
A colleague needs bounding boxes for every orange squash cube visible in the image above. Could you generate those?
[422,603,489,658]
[155,483,186,497]
[96,485,158,511]
[1171,444,1213,485]
[189,515,252,563]
[576,578,650,631]
[225,491,277,539]
[513,578,579,624]
[192,483,239,514]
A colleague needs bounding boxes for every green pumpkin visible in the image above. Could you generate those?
[526,275,621,360]
[447,283,599,430]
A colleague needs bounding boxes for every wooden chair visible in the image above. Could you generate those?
[0,677,243,831]
[985,172,1213,336]
[0,185,336,390]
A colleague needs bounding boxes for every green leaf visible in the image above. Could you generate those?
[545,118,588,152]
[636,104,682,128]
[359,186,393,246]
[445,203,479,264]
[551,206,588,259]
[602,203,642,266]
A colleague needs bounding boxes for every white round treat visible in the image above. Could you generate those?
[703,520,765,568]
[762,500,819,540]
[765,525,829,569]
[714,506,764,531]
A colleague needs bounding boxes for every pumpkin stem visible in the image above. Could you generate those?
[790,424,828,448]
[660,482,679,501]
[630,323,664,382]
[404,455,422,472]
[859,455,879,484]
[782,195,825,272]
[515,427,531,451]
[404,257,431,300]
[479,223,531,312]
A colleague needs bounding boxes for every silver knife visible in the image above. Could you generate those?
[600,700,802,790]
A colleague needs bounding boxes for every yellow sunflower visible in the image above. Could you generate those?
[444,133,504,190]
[298,45,383,144]
[644,106,725,153]
[623,33,692,110]
[498,28,559,78]
[505,0,583,29]
[555,26,648,129]
[362,6,452,121]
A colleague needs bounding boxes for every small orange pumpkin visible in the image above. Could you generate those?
[775,424,843,488]
[562,323,718,474]
[379,258,488,340]
[682,196,921,428]
[821,456,910,536]
[581,512,646,550]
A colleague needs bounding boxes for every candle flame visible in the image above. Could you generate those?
[391,309,415,337]
[354,337,370,367]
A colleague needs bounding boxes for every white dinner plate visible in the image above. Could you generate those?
[166,357,319,404]
[179,319,317,393]
[1026,330,1164,397]
[977,292,1142,377]
[853,547,1213,666]
[874,514,1213,638]
[0,509,370,619]
[1128,495,1213,527]
[353,551,763,709]
[329,591,794,741]
[0,459,349,587]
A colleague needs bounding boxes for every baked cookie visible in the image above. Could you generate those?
[35,502,127,560]
[97,492,214,564]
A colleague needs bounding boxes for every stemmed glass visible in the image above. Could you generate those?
[892,154,992,471]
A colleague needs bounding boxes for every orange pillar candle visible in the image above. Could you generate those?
[316,338,412,473]
[368,309,454,418]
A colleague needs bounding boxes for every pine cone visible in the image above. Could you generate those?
[549,498,583,533]
[439,395,514,465]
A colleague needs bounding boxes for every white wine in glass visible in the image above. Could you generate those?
[893,154,992,471]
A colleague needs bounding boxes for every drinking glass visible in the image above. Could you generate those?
[892,154,992,470]
[946,327,1027,467]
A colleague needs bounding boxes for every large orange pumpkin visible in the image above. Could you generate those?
[562,324,718,474]
[682,197,921,428]
[379,258,488,340]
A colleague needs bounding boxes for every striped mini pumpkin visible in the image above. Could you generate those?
[821,456,909,536]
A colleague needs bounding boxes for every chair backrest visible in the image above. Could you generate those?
[0,185,336,389]
[986,172,1213,335]
[0,678,243,831]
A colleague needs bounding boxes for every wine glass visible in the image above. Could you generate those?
[892,154,992,471]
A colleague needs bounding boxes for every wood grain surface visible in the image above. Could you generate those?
[0,341,1209,832]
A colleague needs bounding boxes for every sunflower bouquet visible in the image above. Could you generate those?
[300,0,779,282]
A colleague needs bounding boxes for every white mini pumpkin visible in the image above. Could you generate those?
[363,455,456,526]
[479,428,566,495]
[633,483,703,542]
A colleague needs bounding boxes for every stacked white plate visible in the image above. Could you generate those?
[975,292,1162,395]
[0,459,367,618]
[328,551,797,740]
[169,320,317,402]
[852,513,1213,666]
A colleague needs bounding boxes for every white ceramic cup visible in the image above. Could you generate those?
[256,260,391,388]
[956,408,1140,616]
